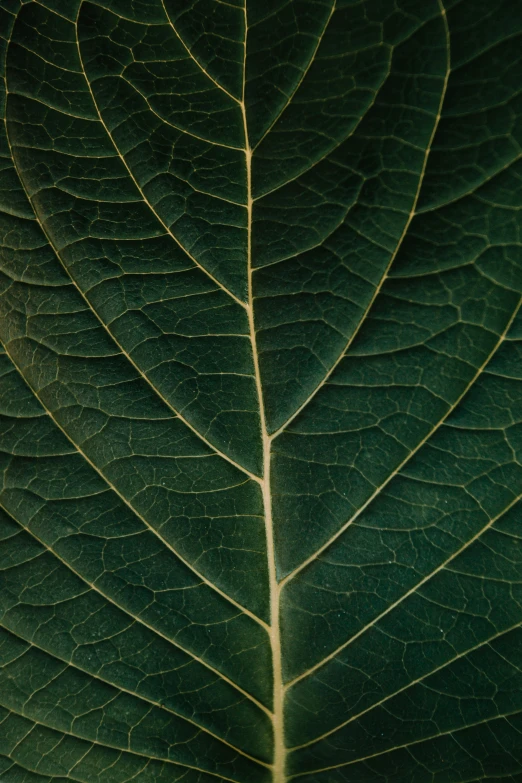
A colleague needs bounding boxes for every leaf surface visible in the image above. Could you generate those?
[1,1,522,781]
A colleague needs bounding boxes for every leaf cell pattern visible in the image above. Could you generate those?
[1,1,522,781]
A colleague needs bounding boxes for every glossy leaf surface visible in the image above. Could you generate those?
[1,1,522,781]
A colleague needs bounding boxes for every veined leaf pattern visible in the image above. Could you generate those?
[1,1,522,781]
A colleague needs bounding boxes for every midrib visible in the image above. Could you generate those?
[241,7,286,780]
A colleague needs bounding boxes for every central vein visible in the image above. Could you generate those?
[241,6,286,781]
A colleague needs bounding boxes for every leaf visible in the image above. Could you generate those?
[1,1,522,781]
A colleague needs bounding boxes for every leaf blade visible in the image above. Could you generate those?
[3,1,522,780]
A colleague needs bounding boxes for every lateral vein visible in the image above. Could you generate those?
[0,608,271,768]
[160,0,241,104]
[0,704,247,783]
[0,494,272,718]
[281,293,521,595]
[270,1,451,440]
[3,104,259,484]
[0,335,270,635]
[287,488,522,746]
[287,706,522,778]
[74,15,247,308]
[252,0,336,152]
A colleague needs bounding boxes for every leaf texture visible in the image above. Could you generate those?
[1,1,522,781]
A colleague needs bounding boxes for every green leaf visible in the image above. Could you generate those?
[1,1,522,781]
